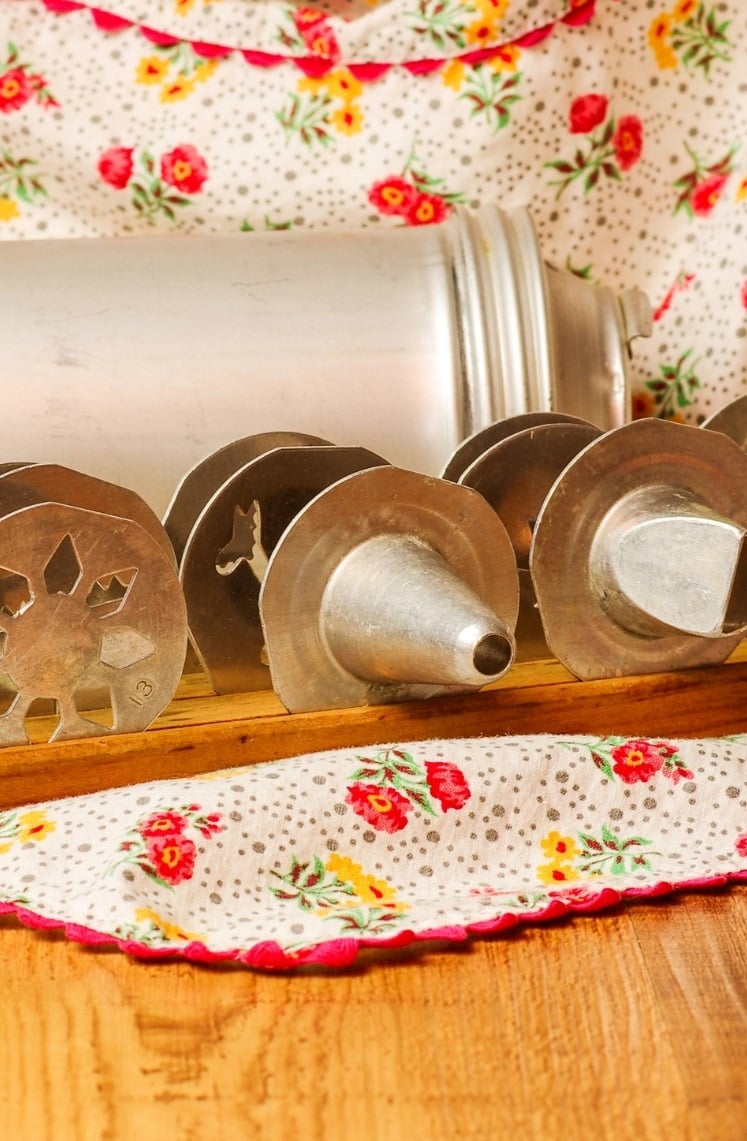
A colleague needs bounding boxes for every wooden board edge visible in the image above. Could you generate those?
[0,658,745,809]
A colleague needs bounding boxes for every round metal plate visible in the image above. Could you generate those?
[0,502,187,744]
[702,395,747,451]
[459,422,603,567]
[180,445,389,694]
[260,466,520,712]
[530,418,747,679]
[164,432,332,564]
[441,412,595,482]
[459,421,602,660]
[0,463,176,568]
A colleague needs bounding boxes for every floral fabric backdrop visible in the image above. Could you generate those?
[0,0,745,423]
[0,734,745,969]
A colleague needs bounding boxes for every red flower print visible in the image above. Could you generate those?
[345,782,412,832]
[160,145,208,194]
[741,282,747,310]
[613,115,644,171]
[547,886,599,905]
[301,22,341,63]
[368,176,417,217]
[542,865,576,884]
[666,766,694,784]
[293,6,327,31]
[735,833,747,858]
[195,812,224,838]
[0,68,32,112]
[424,761,471,811]
[691,172,729,216]
[406,192,449,226]
[568,93,608,135]
[611,738,673,784]
[97,146,134,190]
[139,811,188,838]
[146,833,197,885]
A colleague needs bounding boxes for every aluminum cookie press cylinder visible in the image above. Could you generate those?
[171,436,389,694]
[450,414,603,659]
[0,466,187,745]
[530,418,747,680]
[259,466,520,713]
[0,204,651,512]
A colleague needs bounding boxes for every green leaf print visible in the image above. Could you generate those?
[406,0,473,53]
[459,68,522,134]
[269,855,357,910]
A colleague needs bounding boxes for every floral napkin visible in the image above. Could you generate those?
[1,733,745,969]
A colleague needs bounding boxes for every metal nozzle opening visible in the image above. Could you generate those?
[472,632,513,677]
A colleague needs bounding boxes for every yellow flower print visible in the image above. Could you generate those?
[537,830,582,886]
[648,13,678,69]
[136,55,169,85]
[0,843,12,855]
[489,44,521,73]
[464,16,498,48]
[297,75,327,95]
[442,59,465,91]
[475,0,509,20]
[331,103,364,136]
[175,0,196,14]
[325,853,400,907]
[160,75,197,102]
[193,59,219,84]
[0,196,20,223]
[324,68,363,104]
[537,862,580,886]
[18,811,55,843]
[134,907,202,942]
[735,174,747,203]
[540,830,579,862]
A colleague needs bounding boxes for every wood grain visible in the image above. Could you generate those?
[0,888,743,1139]
[1,650,747,809]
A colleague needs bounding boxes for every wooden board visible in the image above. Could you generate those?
[1,888,745,1140]
[1,644,746,808]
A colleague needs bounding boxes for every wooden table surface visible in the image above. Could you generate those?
[1,886,744,1139]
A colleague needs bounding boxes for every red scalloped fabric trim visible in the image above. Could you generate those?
[37,0,597,78]
[2,870,745,972]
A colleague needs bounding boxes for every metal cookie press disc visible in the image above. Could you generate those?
[457,420,602,659]
[441,412,595,483]
[702,395,747,451]
[179,443,389,694]
[0,501,188,745]
[0,463,176,568]
[259,465,520,713]
[530,418,747,679]
[163,432,332,564]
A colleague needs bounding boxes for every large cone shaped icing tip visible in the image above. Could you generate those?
[320,534,515,688]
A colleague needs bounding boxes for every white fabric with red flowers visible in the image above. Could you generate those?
[0,0,745,423]
[0,734,745,969]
